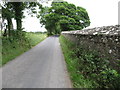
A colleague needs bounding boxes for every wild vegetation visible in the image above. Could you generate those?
[2,32,46,66]
[60,35,120,88]
[38,0,90,35]
[1,1,46,66]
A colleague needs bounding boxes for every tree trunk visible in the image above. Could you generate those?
[1,18,4,36]
[12,2,23,31]
[3,26,7,37]
[7,18,13,37]
[16,18,22,30]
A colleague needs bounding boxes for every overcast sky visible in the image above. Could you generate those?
[21,0,119,32]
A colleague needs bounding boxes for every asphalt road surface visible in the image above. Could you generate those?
[2,36,72,88]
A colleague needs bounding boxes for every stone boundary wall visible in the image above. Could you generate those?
[61,25,120,72]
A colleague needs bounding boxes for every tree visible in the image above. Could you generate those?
[12,2,24,31]
[2,1,42,37]
[39,0,90,35]
[12,2,42,31]
[1,0,54,37]
[2,2,14,37]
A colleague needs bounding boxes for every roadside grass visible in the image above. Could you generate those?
[2,32,47,66]
[0,38,2,66]
[59,35,96,88]
[25,32,47,47]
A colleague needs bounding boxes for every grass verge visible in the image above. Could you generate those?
[2,32,47,66]
[59,35,96,88]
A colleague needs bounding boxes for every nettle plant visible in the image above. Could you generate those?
[99,68,120,88]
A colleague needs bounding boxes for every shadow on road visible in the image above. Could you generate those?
[50,35,60,37]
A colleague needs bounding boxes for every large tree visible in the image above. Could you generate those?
[12,2,42,31]
[1,1,42,37]
[39,0,90,35]
[12,2,24,31]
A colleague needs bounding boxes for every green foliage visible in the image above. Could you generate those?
[2,2,42,33]
[2,2,14,19]
[2,32,47,66]
[59,35,96,88]
[59,35,120,88]
[39,0,90,35]
[98,69,120,88]
[76,47,120,88]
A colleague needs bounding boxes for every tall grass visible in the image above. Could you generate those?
[25,32,47,47]
[2,32,47,66]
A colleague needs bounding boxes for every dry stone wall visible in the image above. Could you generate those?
[61,25,120,72]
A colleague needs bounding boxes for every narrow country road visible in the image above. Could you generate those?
[2,36,72,88]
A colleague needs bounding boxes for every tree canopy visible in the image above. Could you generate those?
[39,0,90,35]
[1,1,42,37]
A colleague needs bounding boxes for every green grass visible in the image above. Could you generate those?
[0,38,2,66]
[25,32,47,47]
[2,32,47,66]
[59,35,96,88]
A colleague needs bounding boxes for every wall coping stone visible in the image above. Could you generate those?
[62,25,120,36]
